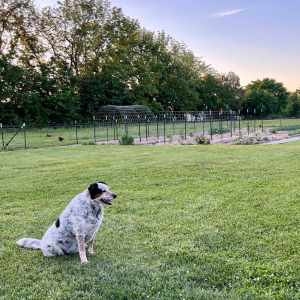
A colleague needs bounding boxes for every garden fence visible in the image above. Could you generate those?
[1,111,300,150]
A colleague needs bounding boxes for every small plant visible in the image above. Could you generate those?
[233,135,255,145]
[119,134,134,145]
[195,135,205,144]
[233,135,246,145]
[167,134,173,142]
[179,131,185,140]
[82,141,96,145]
[189,132,194,138]
[288,129,300,136]
[233,133,271,145]
[195,134,210,145]
[1,145,13,151]
[211,127,230,135]
[269,128,277,134]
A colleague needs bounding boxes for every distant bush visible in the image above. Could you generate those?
[119,135,134,145]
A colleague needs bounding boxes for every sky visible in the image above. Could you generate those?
[35,0,300,91]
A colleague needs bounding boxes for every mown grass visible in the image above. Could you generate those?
[1,143,300,299]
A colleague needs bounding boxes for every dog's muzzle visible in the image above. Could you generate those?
[100,193,117,205]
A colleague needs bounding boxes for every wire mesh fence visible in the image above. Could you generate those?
[1,111,300,150]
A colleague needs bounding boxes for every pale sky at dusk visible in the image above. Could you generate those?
[35,0,300,91]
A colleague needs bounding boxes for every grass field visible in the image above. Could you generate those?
[1,143,300,299]
[2,117,300,150]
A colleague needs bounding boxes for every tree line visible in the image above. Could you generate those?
[0,0,298,124]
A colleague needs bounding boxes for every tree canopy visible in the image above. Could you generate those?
[0,0,291,124]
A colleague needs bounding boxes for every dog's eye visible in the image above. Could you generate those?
[101,189,106,193]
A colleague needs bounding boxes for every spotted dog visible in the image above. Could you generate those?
[17,182,117,263]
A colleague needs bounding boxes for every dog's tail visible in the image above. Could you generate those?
[17,238,41,250]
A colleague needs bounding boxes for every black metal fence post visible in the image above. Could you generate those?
[106,116,109,142]
[220,111,223,139]
[210,110,212,141]
[125,116,128,135]
[254,109,256,134]
[202,112,204,137]
[1,123,4,148]
[138,116,141,142]
[145,116,147,141]
[238,110,241,135]
[247,109,249,135]
[23,123,26,150]
[156,115,159,140]
[230,110,232,137]
[164,114,166,144]
[184,114,187,140]
[116,120,118,140]
[75,121,78,144]
[261,109,264,132]
[173,117,175,134]
[113,117,116,140]
[93,116,96,143]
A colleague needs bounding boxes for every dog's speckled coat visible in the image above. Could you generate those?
[17,182,117,263]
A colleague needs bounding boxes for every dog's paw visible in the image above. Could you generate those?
[81,258,89,263]
[88,249,95,255]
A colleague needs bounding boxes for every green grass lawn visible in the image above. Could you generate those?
[1,143,300,299]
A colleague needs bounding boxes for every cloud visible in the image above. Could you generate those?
[211,8,248,18]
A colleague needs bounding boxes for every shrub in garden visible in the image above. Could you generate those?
[179,131,185,140]
[167,134,173,142]
[211,127,230,134]
[288,129,300,136]
[233,134,270,145]
[195,135,210,145]
[118,134,134,145]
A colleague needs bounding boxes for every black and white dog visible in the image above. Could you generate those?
[17,182,117,263]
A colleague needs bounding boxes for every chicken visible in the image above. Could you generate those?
[58,137,64,141]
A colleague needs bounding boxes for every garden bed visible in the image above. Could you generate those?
[97,129,300,146]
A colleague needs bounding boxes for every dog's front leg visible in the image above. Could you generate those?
[76,236,88,263]
[88,237,95,254]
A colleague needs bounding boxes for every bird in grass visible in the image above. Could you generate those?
[58,137,64,141]
[47,133,52,137]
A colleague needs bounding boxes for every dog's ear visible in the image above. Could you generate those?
[88,183,99,199]
[98,181,107,185]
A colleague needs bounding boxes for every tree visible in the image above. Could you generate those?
[244,78,288,114]
[285,92,300,117]
[243,89,278,115]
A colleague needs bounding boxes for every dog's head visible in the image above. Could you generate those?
[88,181,117,205]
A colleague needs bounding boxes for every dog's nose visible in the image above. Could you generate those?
[113,194,117,199]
